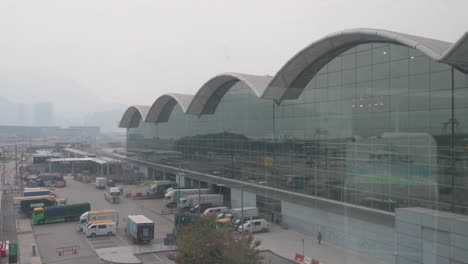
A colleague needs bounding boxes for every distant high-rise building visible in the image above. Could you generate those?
[16,103,25,125]
[34,102,54,126]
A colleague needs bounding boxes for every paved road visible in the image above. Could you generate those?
[1,160,19,247]
[33,176,175,263]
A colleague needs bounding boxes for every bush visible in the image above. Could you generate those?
[175,217,262,264]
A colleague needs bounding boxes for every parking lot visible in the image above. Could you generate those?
[32,176,175,264]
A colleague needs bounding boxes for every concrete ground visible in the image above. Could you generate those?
[1,160,19,264]
[32,176,175,264]
[255,224,387,264]
[27,175,389,264]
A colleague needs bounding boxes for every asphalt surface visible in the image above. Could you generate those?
[33,176,175,264]
[1,160,18,248]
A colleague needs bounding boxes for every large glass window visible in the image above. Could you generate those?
[126,42,468,215]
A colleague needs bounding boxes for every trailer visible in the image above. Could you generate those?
[23,188,56,197]
[164,188,211,207]
[32,203,90,225]
[125,215,154,243]
[178,194,223,209]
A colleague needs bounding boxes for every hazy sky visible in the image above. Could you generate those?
[1,0,468,106]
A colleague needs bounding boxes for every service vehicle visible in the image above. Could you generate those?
[215,212,235,220]
[84,220,116,237]
[237,218,269,233]
[78,209,119,231]
[178,194,223,209]
[104,186,121,203]
[95,177,107,189]
[164,188,211,207]
[125,215,154,243]
[216,218,234,229]
[203,206,229,216]
[32,202,90,225]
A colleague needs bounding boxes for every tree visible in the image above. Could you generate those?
[175,217,262,264]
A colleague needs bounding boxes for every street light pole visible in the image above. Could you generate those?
[198,175,201,215]
[240,184,244,228]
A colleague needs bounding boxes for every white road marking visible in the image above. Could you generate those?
[152,253,162,261]
[115,232,130,246]
[82,232,96,250]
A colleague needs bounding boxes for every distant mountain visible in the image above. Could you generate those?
[0,69,127,131]
[0,96,16,125]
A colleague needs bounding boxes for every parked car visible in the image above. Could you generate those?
[233,216,262,228]
[189,203,213,214]
[203,206,229,216]
[84,221,116,237]
[237,219,268,233]
[215,212,235,220]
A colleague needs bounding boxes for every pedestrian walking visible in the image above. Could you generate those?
[317,231,322,245]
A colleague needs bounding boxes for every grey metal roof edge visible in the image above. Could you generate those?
[439,31,468,62]
[186,72,272,115]
[144,93,194,123]
[120,28,467,129]
[265,28,467,101]
[118,105,151,128]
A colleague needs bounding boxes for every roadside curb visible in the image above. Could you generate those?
[16,218,42,264]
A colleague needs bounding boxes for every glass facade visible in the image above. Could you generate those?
[127,43,468,215]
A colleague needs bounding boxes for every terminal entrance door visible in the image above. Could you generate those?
[256,194,281,224]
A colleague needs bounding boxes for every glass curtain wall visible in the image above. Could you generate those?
[126,43,468,215]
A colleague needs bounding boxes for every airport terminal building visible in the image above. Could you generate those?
[119,29,468,264]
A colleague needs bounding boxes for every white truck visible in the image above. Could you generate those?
[78,209,119,232]
[178,194,223,209]
[230,207,259,218]
[164,188,211,207]
[104,187,121,203]
[95,177,107,189]
[231,207,259,227]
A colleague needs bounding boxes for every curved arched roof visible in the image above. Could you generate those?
[119,105,151,128]
[120,28,468,129]
[264,28,468,101]
[145,93,194,123]
[186,73,272,115]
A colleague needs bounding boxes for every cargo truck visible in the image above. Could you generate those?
[164,188,211,207]
[230,207,259,218]
[145,181,177,198]
[32,202,90,225]
[95,177,107,189]
[125,215,154,243]
[178,194,223,209]
[14,195,58,217]
[78,209,119,231]
[104,187,120,203]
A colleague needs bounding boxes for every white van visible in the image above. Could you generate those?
[237,219,268,233]
[203,206,229,216]
[84,221,116,237]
